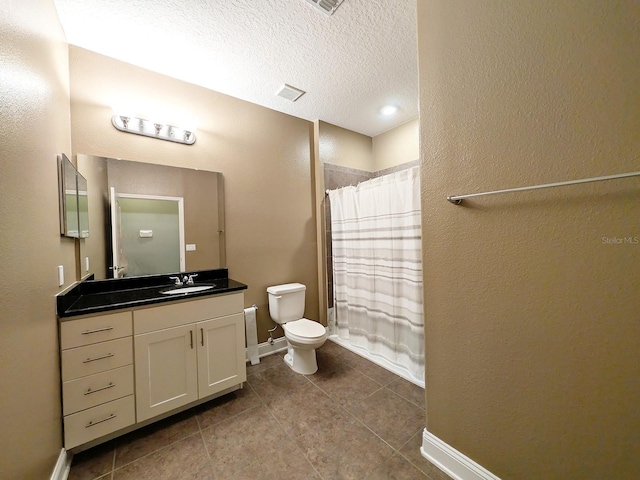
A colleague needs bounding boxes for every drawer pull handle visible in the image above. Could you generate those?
[83,353,114,363]
[84,382,115,395]
[189,330,194,349]
[86,413,117,428]
[200,328,204,346]
[81,327,114,335]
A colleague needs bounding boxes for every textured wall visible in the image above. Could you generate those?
[418,1,640,479]
[69,47,319,343]
[319,121,374,171]
[372,117,419,172]
[0,0,74,478]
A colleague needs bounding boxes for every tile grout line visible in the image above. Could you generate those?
[312,349,430,478]
[395,427,439,479]
[305,368,401,477]
[110,429,203,473]
[195,413,219,480]
[110,441,116,480]
[246,376,327,480]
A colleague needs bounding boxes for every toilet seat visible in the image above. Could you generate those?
[284,318,326,344]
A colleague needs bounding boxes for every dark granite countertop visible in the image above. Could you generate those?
[57,268,247,319]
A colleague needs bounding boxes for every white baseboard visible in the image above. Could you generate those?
[50,448,71,480]
[421,429,501,480]
[245,337,288,363]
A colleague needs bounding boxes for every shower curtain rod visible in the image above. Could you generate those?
[447,170,640,205]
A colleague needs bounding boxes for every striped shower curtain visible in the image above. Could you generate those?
[328,166,424,381]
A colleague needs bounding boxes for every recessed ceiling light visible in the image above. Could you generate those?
[380,105,399,116]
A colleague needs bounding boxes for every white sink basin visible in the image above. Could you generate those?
[161,285,215,295]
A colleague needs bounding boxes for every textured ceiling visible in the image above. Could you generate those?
[52,0,418,137]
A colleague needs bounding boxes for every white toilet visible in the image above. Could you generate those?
[267,283,327,375]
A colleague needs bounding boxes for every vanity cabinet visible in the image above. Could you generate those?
[133,292,246,422]
[59,290,247,450]
[60,311,135,449]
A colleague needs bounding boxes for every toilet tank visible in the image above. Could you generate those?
[267,283,306,324]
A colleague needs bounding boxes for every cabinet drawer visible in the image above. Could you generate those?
[134,293,244,334]
[61,311,132,349]
[62,337,132,381]
[64,395,135,449]
[63,365,134,416]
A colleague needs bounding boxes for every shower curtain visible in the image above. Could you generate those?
[328,166,424,381]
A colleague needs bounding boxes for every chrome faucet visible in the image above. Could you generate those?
[169,274,198,286]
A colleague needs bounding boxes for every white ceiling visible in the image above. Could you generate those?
[52,0,418,137]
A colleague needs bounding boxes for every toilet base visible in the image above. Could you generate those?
[283,347,318,375]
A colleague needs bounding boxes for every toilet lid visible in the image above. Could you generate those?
[286,318,325,338]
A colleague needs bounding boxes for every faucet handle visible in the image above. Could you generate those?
[186,273,198,285]
[169,276,181,286]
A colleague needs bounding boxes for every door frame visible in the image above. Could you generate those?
[113,192,186,275]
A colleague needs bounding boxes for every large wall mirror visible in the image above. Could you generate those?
[77,154,225,280]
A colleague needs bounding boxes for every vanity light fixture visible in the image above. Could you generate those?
[111,115,196,145]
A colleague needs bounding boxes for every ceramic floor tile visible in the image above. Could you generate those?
[195,386,262,430]
[114,409,200,468]
[387,377,426,410]
[399,430,453,480]
[230,439,322,480]
[266,381,347,438]
[295,406,363,459]
[297,411,393,480]
[68,344,433,480]
[347,387,425,449]
[246,363,310,406]
[68,440,115,480]
[112,433,213,480]
[201,405,290,479]
[364,453,430,479]
[314,345,351,374]
[312,433,393,480]
[246,351,284,376]
[309,364,383,407]
[323,341,365,366]
[319,340,357,363]
[349,354,401,386]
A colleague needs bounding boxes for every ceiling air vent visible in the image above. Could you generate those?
[275,84,306,102]
[304,0,345,16]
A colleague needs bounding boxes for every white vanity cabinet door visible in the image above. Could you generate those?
[134,324,198,422]
[196,312,247,398]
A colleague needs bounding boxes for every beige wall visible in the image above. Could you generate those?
[319,121,373,171]
[319,119,418,173]
[372,117,419,172]
[418,2,640,479]
[0,1,74,478]
[69,47,319,342]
